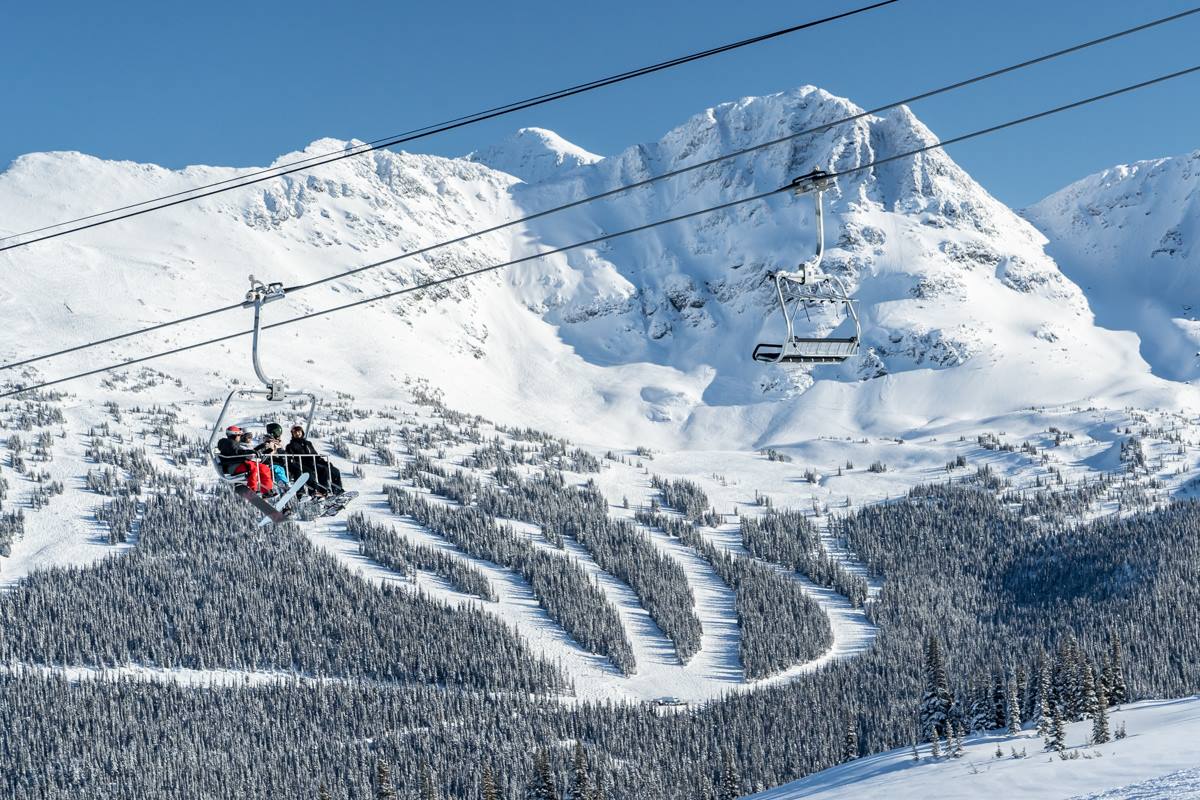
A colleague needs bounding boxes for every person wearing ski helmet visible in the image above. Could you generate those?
[255,422,291,489]
[285,423,344,496]
[216,425,274,494]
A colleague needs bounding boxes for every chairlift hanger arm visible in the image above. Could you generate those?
[243,276,288,399]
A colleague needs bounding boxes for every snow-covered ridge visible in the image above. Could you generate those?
[1025,150,1200,383]
[467,126,602,184]
[0,86,1194,450]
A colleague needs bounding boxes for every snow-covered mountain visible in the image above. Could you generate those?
[0,87,1193,449]
[1025,150,1200,383]
[467,126,602,184]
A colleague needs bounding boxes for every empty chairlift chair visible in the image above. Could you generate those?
[752,169,861,365]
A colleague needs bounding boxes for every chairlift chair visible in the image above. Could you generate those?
[207,276,317,525]
[752,169,861,365]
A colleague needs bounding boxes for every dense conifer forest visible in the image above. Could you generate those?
[2,388,1198,799]
[3,478,1198,798]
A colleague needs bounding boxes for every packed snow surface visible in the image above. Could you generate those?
[749,697,1200,800]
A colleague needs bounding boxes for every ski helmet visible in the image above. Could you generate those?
[266,422,283,438]
[226,425,243,436]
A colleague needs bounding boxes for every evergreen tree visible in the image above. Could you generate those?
[1099,655,1115,702]
[842,716,859,762]
[529,750,559,800]
[1092,688,1111,745]
[1046,708,1066,753]
[1064,637,1084,721]
[919,634,954,740]
[1027,650,1049,723]
[991,672,1006,730]
[1006,672,1022,734]
[719,749,741,800]
[1109,631,1128,705]
[568,741,591,800]
[419,763,438,800]
[967,683,991,733]
[480,766,500,800]
[949,721,965,758]
[317,783,332,800]
[1016,663,1030,722]
[1050,641,1068,720]
[592,769,607,800]
[929,733,941,759]
[1081,664,1099,719]
[1036,659,1054,737]
[375,760,398,800]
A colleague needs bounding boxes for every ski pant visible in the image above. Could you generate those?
[233,461,274,493]
[270,465,290,488]
[290,456,342,494]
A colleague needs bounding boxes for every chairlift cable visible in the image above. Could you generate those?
[4,7,1195,373]
[6,58,1200,398]
[0,0,900,253]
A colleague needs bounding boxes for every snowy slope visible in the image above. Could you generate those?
[467,126,602,184]
[0,87,1193,453]
[749,697,1200,800]
[1025,150,1200,382]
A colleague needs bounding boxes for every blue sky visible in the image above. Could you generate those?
[2,0,1197,207]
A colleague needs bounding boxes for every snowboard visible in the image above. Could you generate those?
[235,484,289,524]
[234,473,310,526]
[320,491,359,518]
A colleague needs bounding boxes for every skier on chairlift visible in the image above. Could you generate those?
[285,424,344,497]
[255,422,291,490]
[216,425,275,495]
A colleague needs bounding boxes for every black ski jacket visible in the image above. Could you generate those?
[285,438,320,458]
[216,437,255,471]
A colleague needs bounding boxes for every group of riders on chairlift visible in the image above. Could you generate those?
[217,421,344,502]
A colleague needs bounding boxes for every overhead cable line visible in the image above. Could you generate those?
[4,5,1195,374]
[4,61,1198,400]
[0,0,900,253]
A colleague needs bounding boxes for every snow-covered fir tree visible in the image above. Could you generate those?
[529,751,559,800]
[1037,658,1054,737]
[992,671,1007,730]
[1006,672,1022,734]
[568,741,591,800]
[1081,665,1099,719]
[842,716,859,762]
[375,760,398,800]
[967,683,991,733]
[920,635,954,740]
[949,722,965,758]
[419,763,438,800]
[1046,709,1067,753]
[480,766,500,800]
[1092,689,1111,745]
[719,750,741,800]
[1109,632,1128,705]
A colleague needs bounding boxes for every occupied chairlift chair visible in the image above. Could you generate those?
[207,277,316,525]
[752,169,861,365]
